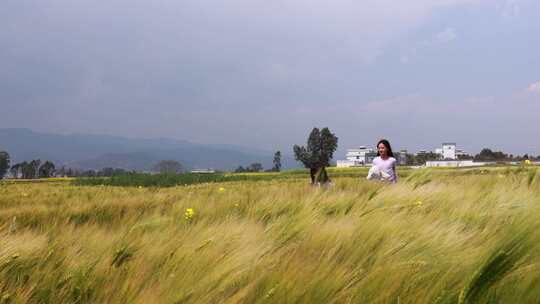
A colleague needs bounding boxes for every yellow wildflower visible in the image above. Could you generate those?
[218,187,225,192]
[415,200,423,207]
[524,159,532,165]
[185,208,195,220]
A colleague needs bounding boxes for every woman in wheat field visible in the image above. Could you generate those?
[368,139,398,183]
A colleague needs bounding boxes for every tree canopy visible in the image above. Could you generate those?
[293,127,338,184]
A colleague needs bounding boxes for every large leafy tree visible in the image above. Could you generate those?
[293,127,338,185]
[0,151,10,179]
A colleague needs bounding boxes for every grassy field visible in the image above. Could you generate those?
[71,167,419,188]
[1,166,540,303]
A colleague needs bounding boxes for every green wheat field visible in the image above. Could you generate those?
[2,166,540,303]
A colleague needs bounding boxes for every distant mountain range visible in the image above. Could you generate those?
[0,128,298,171]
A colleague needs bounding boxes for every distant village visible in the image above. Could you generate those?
[2,141,540,180]
[337,143,540,168]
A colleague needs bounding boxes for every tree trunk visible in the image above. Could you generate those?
[309,168,317,184]
[312,166,330,185]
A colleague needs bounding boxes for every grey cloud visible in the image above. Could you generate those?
[1,0,539,157]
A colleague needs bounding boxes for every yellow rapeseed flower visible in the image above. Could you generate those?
[185,208,195,220]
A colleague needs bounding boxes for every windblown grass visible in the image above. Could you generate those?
[1,167,540,303]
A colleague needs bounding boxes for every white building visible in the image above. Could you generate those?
[442,142,456,159]
[337,146,377,167]
[425,160,479,167]
[431,143,469,160]
[190,169,216,173]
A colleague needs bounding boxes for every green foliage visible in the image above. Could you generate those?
[272,151,281,172]
[0,151,9,179]
[8,160,56,179]
[474,148,508,161]
[413,152,442,165]
[38,161,56,178]
[293,127,338,184]
[74,172,281,187]
[234,163,264,173]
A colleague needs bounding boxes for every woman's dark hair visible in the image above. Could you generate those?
[376,139,394,157]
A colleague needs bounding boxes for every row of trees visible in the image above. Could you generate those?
[234,163,264,173]
[406,148,540,165]
[472,149,539,162]
[10,160,56,179]
[4,156,56,179]
[234,151,282,173]
[60,167,129,177]
[0,150,135,179]
[1,151,58,179]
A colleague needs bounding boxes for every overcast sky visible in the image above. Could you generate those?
[2,0,540,156]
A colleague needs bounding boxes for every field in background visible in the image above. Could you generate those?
[2,166,540,303]
[71,167,414,187]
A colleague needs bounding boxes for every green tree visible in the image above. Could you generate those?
[0,151,10,179]
[293,127,338,185]
[414,152,442,165]
[153,160,183,174]
[234,166,246,173]
[272,151,282,172]
[31,160,41,179]
[246,163,263,172]
[457,154,474,160]
[38,161,56,178]
[19,161,30,179]
[474,148,508,161]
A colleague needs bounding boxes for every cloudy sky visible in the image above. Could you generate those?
[2,0,540,156]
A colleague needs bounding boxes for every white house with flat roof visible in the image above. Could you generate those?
[432,143,468,160]
[337,146,377,167]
